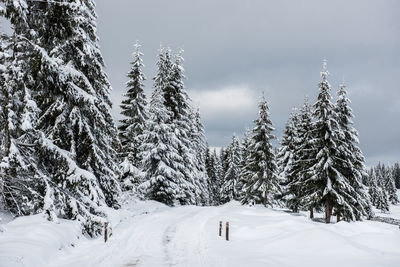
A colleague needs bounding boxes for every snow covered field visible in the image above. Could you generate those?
[1,198,400,267]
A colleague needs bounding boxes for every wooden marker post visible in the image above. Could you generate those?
[226,222,229,241]
[104,222,108,243]
[219,221,222,236]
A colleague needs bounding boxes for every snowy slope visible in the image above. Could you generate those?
[1,200,400,267]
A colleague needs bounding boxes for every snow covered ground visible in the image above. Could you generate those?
[1,198,400,267]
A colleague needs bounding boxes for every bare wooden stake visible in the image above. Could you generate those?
[104,222,108,243]
[219,221,222,236]
[226,222,229,241]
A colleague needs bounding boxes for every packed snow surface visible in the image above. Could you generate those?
[1,200,400,267]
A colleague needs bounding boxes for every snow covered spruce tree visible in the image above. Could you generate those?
[139,47,208,206]
[277,109,299,184]
[191,108,209,205]
[118,41,148,191]
[0,4,45,216]
[284,98,314,214]
[393,163,400,189]
[138,86,186,206]
[1,0,121,236]
[334,81,372,221]
[166,49,207,205]
[206,147,221,205]
[368,169,389,212]
[236,129,251,197]
[220,134,241,203]
[300,61,370,223]
[240,95,281,207]
[383,167,398,205]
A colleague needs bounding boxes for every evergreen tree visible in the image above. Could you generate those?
[118,41,148,190]
[384,166,398,204]
[150,48,200,205]
[240,95,280,207]
[220,147,228,182]
[206,147,221,205]
[1,0,121,236]
[191,107,209,205]
[334,81,372,221]
[297,61,369,223]
[393,162,400,189]
[237,129,251,198]
[277,109,299,188]
[369,169,389,212]
[0,3,45,216]
[220,134,241,203]
[138,87,185,206]
[140,48,209,206]
[285,98,314,213]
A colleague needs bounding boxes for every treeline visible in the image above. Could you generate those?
[364,162,400,212]
[206,61,398,223]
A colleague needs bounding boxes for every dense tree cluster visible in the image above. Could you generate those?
[365,162,399,212]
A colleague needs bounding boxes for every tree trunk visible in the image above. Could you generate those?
[309,207,314,219]
[325,200,332,223]
[337,211,340,222]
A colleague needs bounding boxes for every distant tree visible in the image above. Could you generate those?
[393,163,400,189]
[206,147,221,205]
[220,134,241,203]
[237,129,251,198]
[277,109,299,181]
[369,169,389,212]
[220,147,228,183]
[191,107,209,205]
[240,95,280,207]
[118,41,148,191]
[384,167,399,204]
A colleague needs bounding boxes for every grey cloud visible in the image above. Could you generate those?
[96,0,400,166]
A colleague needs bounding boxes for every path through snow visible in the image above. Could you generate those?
[1,200,400,267]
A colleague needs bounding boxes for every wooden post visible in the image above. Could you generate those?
[226,222,229,241]
[104,222,108,243]
[219,221,222,236]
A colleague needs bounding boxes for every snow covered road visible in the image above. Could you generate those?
[2,201,400,267]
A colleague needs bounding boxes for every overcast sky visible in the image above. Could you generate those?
[95,0,400,166]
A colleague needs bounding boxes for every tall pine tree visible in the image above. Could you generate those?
[138,86,185,206]
[220,134,241,203]
[333,81,372,221]
[240,95,280,207]
[298,61,368,223]
[118,41,148,191]
[1,0,121,236]
[284,99,314,213]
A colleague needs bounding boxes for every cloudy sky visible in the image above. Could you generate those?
[95,0,400,166]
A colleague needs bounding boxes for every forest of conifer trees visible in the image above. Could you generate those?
[0,0,399,237]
